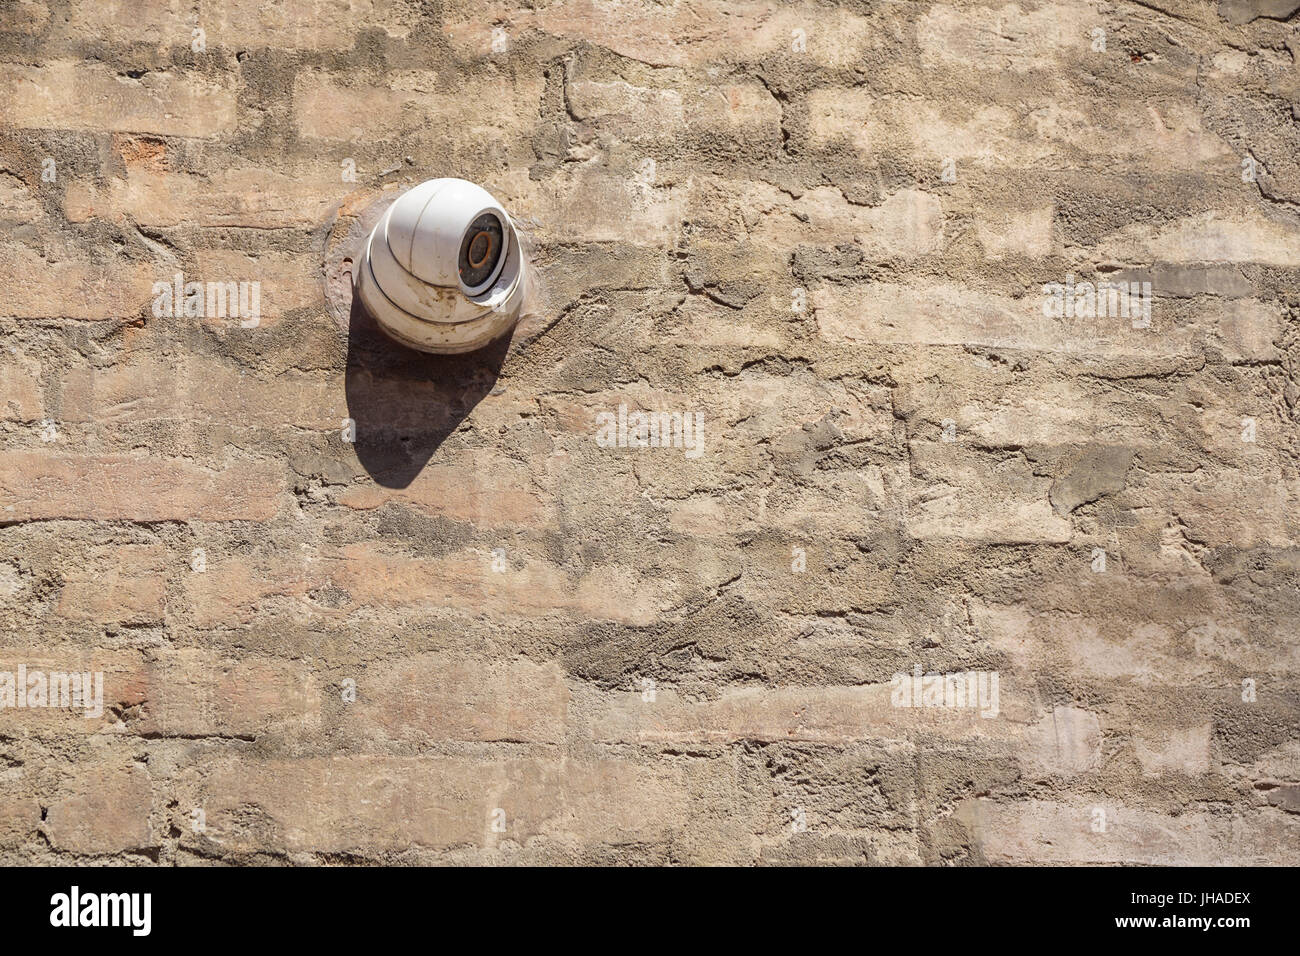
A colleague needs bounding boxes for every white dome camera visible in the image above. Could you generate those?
[354,178,527,354]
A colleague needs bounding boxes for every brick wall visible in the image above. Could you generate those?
[0,0,1297,864]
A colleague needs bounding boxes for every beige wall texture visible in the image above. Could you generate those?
[0,0,1298,865]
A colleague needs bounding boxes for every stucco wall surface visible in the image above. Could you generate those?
[0,0,1298,864]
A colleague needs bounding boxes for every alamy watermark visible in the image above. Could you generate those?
[152,271,261,327]
[890,665,999,718]
[1042,274,1152,329]
[0,665,103,719]
[50,886,150,936]
[595,403,705,459]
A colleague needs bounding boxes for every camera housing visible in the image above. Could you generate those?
[355,178,527,354]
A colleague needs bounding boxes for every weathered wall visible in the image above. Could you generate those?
[0,0,1298,864]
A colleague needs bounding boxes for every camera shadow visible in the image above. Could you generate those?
[343,293,512,489]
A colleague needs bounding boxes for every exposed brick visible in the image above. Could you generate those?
[294,71,545,145]
[0,453,283,522]
[1134,724,1212,776]
[178,754,691,855]
[137,650,321,738]
[351,655,567,745]
[574,681,1035,746]
[1024,706,1103,775]
[808,91,1233,174]
[567,77,782,149]
[0,793,40,849]
[325,541,686,632]
[747,185,943,262]
[0,241,156,321]
[1098,208,1300,266]
[0,360,43,422]
[959,798,1298,865]
[45,757,154,855]
[444,0,878,68]
[55,544,167,624]
[975,599,1300,684]
[64,165,346,229]
[678,178,943,275]
[67,0,415,52]
[974,206,1056,259]
[0,646,317,739]
[192,249,321,326]
[905,443,1072,544]
[336,451,553,528]
[0,62,237,137]
[814,282,1186,360]
[916,3,1095,74]
[0,647,143,734]
[1134,466,1300,550]
[185,544,684,628]
[495,166,686,246]
[60,357,346,431]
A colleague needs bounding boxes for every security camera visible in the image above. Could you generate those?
[354,178,527,354]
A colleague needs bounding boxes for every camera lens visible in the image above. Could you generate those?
[458,213,505,291]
